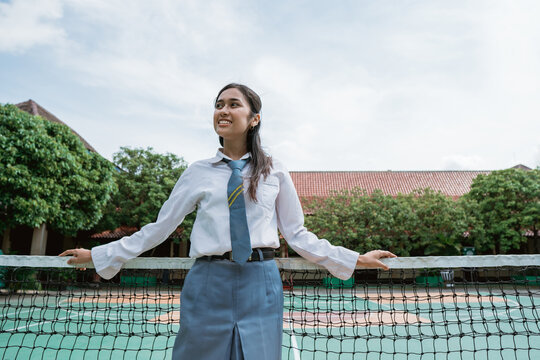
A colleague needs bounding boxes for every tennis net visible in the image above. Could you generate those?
[0,254,539,359]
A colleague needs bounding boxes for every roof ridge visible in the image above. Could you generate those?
[14,99,98,153]
[289,170,492,173]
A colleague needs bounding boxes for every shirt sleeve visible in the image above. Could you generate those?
[274,162,359,280]
[91,166,199,279]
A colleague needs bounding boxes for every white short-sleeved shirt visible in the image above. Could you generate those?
[91,149,359,280]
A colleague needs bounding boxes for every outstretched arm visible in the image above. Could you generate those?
[274,160,396,279]
[59,166,199,278]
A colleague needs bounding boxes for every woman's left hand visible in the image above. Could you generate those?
[356,250,397,270]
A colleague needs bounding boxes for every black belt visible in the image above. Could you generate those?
[202,247,275,262]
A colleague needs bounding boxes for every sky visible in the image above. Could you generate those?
[1,0,539,171]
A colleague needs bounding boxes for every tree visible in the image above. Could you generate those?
[96,147,195,242]
[464,168,540,253]
[398,189,481,256]
[0,104,116,237]
[304,188,409,256]
[455,196,487,253]
[304,187,480,257]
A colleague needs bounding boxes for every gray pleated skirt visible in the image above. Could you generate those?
[172,257,283,360]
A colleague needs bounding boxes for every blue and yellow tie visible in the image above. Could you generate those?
[224,159,252,263]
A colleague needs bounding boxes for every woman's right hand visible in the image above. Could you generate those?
[357,250,397,270]
[59,248,92,265]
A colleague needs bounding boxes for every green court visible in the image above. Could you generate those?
[1,286,539,359]
[281,287,540,359]
[1,255,539,359]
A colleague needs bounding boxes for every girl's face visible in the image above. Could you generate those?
[214,88,259,142]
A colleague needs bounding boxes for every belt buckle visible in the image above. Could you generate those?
[229,251,253,262]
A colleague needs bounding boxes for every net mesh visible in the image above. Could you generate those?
[0,255,539,360]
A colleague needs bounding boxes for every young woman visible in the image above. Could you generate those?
[60,83,396,360]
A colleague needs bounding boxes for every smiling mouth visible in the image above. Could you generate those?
[218,120,232,125]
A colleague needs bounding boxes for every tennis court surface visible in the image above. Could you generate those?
[1,255,539,359]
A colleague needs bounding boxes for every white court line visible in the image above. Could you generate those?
[428,297,522,324]
[284,293,526,328]
[288,318,301,360]
[2,308,34,317]
[4,308,96,332]
[4,295,154,333]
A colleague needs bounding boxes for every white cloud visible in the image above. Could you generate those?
[0,0,66,53]
[1,1,539,171]
[442,155,484,170]
[533,145,540,169]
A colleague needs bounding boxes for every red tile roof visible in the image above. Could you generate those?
[91,226,138,239]
[512,164,532,170]
[290,171,491,200]
[15,99,97,152]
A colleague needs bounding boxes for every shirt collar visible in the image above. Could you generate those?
[209,148,251,164]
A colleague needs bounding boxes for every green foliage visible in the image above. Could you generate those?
[464,168,540,253]
[0,104,116,235]
[305,188,403,255]
[305,187,479,257]
[305,169,540,256]
[398,189,481,256]
[96,147,194,242]
[7,268,42,292]
[55,268,78,284]
[455,196,488,252]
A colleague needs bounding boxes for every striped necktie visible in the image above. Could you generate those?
[224,158,252,263]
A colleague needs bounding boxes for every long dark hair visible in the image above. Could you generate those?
[215,83,273,202]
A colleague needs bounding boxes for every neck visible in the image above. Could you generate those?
[222,139,248,160]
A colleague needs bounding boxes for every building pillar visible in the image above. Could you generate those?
[31,223,48,255]
[280,238,289,257]
[179,240,187,257]
[2,228,10,254]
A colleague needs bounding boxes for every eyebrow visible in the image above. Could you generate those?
[216,98,242,103]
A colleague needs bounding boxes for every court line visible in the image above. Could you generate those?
[3,294,182,334]
[288,317,301,360]
[3,294,152,332]
[4,308,96,332]
[284,294,526,326]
